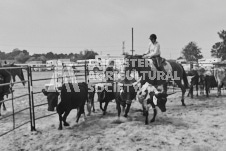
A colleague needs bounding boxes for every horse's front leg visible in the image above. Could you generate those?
[176,80,186,106]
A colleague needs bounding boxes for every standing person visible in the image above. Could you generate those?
[0,61,12,95]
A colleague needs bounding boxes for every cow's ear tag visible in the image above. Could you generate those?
[153,96,157,105]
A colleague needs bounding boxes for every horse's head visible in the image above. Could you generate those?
[4,63,26,86]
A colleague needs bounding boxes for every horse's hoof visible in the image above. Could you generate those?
[150,119,155,123]
[124,114,128,118]
[58,127,63,130]
[103,112,106,115]
[64,122,70,126]
[182,104,186,107]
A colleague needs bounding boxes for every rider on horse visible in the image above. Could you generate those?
[143,34,166,73]
[0,61,12,95]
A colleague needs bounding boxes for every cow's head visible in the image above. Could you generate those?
[154,92,167,112]
[42,89,59,111]
[136,82,168,112]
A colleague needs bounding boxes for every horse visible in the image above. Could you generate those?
[124,55,189,106]
[0,63,26,116]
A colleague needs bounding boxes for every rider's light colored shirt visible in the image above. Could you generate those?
[145,41,161,58]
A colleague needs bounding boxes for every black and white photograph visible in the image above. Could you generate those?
[0,0,226,150]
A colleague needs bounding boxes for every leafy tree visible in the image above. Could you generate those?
[181,42,203,62]
[27,57,36,62]
[211,30,226,60]
[46,52,55,59]
[36,56,47,63]
[0,49,99,62]
[82,50,98,59]
[15,52,30,63]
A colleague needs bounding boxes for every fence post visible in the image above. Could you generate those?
[28,66,36,131]
[27,66,34,131]
[11,86,15,130]
[85,60,87,83]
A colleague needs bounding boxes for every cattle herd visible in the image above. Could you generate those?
[42,76,169,130]
[42,66,226,130]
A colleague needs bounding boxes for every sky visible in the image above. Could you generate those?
[0,0,226,59]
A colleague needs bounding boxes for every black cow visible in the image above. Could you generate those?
[205,75,218,97]
[95,83,115,115]
[114,77,140,119]
[136,82,168,124]
[42,82,88,130]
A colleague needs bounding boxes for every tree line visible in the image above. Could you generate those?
[0,49,98,63]
[179,30,226,62]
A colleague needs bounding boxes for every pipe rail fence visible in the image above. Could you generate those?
[0,66,33,137]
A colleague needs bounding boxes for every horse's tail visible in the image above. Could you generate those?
[181,64,189,88]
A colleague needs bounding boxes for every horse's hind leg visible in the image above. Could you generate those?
[175,80,186,106]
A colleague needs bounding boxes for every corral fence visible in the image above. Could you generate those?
[0,62,95,137]
[0,66,33,137]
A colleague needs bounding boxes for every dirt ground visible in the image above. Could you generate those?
[0,71,226,151]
